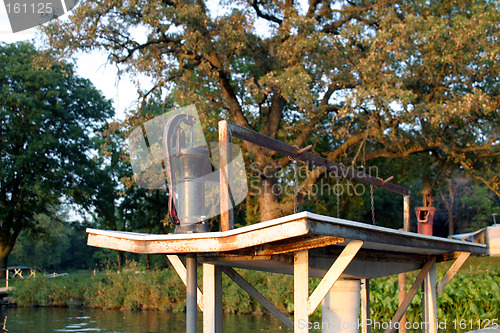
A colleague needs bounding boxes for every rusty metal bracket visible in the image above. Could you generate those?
[379,176,394,186]
[297,144,313,155]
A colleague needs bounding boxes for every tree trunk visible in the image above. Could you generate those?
[441,192,455,237]
[421,174,434,206]
[116,250,124,270]
[258,177,282,222]
[0,244,12,270]
[447,180,456,236]
[448,214,455,236]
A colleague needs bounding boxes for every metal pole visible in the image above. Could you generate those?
[226,121,409,196]
[186,254,198,333]
[361,279,371,333]
[398,273,406,333]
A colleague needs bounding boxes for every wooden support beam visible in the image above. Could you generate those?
[222,267,293,331]
[403,195,411,232]
[254,236,345,256]
[400,195,410,333]
[308,240,364,315]
[294,250,309,333]
[226,121,409,196]
[166,255,204,312]
[384,257,437,333]
[218,120,234,231]
[437,252,470,296]
[361,279,371,333]
[424,262,437,333]
[398,273,407,333]
[203,264,223,333]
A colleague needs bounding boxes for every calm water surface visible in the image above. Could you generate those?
[0,307,465,332]
[0,307,289,332]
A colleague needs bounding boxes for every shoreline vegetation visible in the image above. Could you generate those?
[7,257,499,323]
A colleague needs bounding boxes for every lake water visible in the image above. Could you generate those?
[0,307,469,332]
[0,307,290,332]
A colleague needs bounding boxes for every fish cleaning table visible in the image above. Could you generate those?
[87,211,486,333]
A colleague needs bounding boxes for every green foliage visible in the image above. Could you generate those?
[369,257,500,326]
[9,210,72,270]
[12,263,186,311]
[106,101,173,235]
[460,184,500,231]
[0,41,114,267]
[435,176,500,235]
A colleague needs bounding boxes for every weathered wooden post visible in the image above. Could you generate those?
[218,120,233,232]
[294,250,309,333]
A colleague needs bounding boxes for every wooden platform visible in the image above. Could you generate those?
[87,211,486,279]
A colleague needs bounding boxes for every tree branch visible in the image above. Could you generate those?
[262,93,285,138]
[326,127,379,162]
[252,0,283,24]
[363,144,442,160]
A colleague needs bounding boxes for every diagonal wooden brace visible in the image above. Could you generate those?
[437,252,470,296]
[222,266,294,331]
[307,239,364,315]
[384,257,437,333]
[167,254,204,312]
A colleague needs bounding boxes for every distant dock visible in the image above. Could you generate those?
[1,266,35,297]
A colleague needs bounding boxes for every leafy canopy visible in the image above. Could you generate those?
[42,0,500,221]
[0,42,114,266]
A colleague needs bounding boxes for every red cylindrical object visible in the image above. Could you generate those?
[414,207,436,236]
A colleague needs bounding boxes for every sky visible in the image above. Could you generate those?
[0,0,138,120]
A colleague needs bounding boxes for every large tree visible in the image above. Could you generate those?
[93,102,172,267]
[43,0,499,222]
[0,42,113,268]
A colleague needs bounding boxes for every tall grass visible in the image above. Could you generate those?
[369,261,499,324]
[11,264,186,311]
[10,258,499,323]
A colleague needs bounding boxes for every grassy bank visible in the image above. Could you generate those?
[10,257,499,323]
